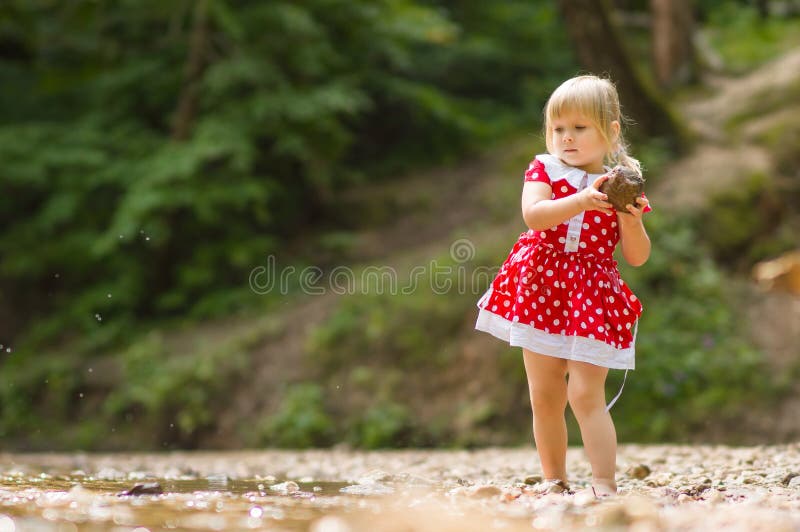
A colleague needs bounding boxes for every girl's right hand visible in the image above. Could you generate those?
[579,175,614,215]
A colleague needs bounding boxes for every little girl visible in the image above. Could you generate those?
[475,75,651,498]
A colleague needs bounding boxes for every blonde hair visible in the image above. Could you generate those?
[543,75,641,175]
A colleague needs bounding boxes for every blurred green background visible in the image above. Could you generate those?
[1,0,799,451]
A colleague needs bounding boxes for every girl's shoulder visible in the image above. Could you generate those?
[524,154,588,189]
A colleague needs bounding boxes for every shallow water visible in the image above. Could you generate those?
[0,472,376,531]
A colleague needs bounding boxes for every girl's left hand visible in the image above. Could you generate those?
[619,195,649,221]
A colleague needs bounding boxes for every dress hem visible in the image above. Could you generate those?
[475,307,635,370]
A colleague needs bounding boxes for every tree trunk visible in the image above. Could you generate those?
[651,0,695,88]
[555,0,686,150]
[172,0,210,141]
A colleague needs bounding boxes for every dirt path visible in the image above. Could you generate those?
[2,444,800,531]
[651,49,800,210]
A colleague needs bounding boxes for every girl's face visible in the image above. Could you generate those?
[549,111,618,174]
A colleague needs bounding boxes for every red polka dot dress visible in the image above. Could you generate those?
[475,154,651,370]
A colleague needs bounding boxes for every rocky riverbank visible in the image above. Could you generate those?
[1,443,799,531]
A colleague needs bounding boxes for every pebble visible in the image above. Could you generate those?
[627,464,652,480]
[469,485,502,498]
[270,481,300,494]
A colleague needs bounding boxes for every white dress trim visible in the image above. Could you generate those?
[475,289,636,370]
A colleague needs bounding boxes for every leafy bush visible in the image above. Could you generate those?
[258,383,335,448]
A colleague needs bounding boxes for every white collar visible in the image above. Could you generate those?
[535,154,608,189]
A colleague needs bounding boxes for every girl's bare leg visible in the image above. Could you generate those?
[522,349,569,482]
[566,359,617,494]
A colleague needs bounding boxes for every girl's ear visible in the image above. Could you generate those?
[610,120,620,143]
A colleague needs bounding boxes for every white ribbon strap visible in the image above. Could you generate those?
[563,173,589,253]
[605,369,628,412]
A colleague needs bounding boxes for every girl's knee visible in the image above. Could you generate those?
[567,385,605,418]
[531,387,567,412]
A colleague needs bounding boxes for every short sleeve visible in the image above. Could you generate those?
[524,158,550,184]
[641,194,653,213]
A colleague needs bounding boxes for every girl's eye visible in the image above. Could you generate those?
[576,126,586,130]
[554,127,564,133]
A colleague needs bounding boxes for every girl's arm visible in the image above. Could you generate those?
[617,197,651,267]
[522,175,614,231]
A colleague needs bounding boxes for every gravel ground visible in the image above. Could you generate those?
[1,444,800,531]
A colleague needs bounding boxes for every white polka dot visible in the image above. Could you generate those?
[503,300,510,307]
[551,194,556,199]
[574,310,580,317]
[533,283,538,290]
[601,229,607,235]
[591,235,598,242]
[538,296,545,303]
[532,172,539,178]
[587,280,592,287]
[594,216,601,223]
[550,226,558,232]
[537,266,543,272]
[563,310,568,316]
[609,296,615,303]
[588,334,595,339]
[607,240,613,247]
[611,221,617,228]
[561,185,568,193]
[581,322,587,329]
[554,300,561,307]
[579,242,587,248]
[540,232,547,238]
[553,319,560,326]
[586,298,593,306]
[599,247,605,254]
[514,276,519,283]
[582,223,589,230]
[513,316,520,322]
[532,302,538,309]
[492,305,497,311]
[568,272,574,278]
[558,237,566,244]
[597,325,604,333]
[546,269,553,277]
[546,308,551,315]
[525,290,530,296]
[588,316,594,323]
[524,309,529,316]
[622,308,628,315]
[518,296,524,303]
[626,322,632,329]
[614,310,619,317]
[594,290,599,296]
[538,315,543,321]
[596,308,602,315]
[505,312,510,318]
[629,294,637,301]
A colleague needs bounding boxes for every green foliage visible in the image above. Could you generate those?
[257,383,335,448]
[349,402,415,449]
[0,0,573,358]
[703,3,800,74]
[698,173,791,268]
[614,212,789,442]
